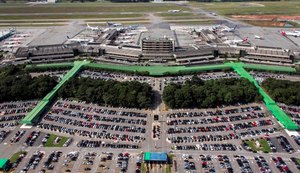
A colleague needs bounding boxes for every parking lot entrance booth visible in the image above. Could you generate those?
[0,158,9,171]
[144,152,167,163]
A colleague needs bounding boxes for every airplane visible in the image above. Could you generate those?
[281,30,300,37]
[168,9,182,13]
[127,25,139,30]
[254,35,264,40]
[211,25,221,30]
[124,33,136,36]
[224,37,249,44]
[86,23,101,31]
[107,22,122,27]
[221,25,237,32]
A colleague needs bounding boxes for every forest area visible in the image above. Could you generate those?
[163,76,262,109]
[58,77,154,109]
[0,65,57,102]
[262,78,300,106]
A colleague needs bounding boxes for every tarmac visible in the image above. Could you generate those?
[29,24,83,46]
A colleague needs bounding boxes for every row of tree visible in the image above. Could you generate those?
[262,78,300,106]
[163,76,262,109]
[0,65,57,102]
[58,78,154,109]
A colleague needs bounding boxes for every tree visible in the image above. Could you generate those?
[0,65,57,103]
[163,76,261,109]
[262,78,300,106]
[58,77,154,109]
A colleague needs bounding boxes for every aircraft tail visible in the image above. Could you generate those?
[280,30,286,36]
[243,37,249,43]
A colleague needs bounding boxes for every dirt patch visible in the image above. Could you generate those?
[242,20,286,27]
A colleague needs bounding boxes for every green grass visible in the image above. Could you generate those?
[167,154,175,159]
[0,20,68,23]
[245,139,271,153]
[0,2,190,14]
[85,17,146,23]
[10,151,27,163]
[192,1,300,16]
[141,162,146,173]
[296,158,300,165]
[166,164,170,173]
[259,139,271,153]
[0,14,143,20]
[44,134,69,147]
[287,21,300,28]
[0,24,65,27]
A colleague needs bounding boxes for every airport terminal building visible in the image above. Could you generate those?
[13,23,297,67]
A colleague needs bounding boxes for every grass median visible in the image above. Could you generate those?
[44,134,69,147]
[244,138,271,153]
[10,151,27,163]
[0,2,190,14]
[141,162,146,173]
[165,164,170,173]
[0,13,143,20]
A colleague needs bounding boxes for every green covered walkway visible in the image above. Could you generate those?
[86,63,232,76]
[229,62,298,130]
[22,61,299,130]
[21,61,90,125]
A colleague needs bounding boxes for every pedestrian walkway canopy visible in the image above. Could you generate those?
[86,63,232,76]
[144,152,167,162]
[21,60,90,125]
[23,61,299,130]
[0,158,9,170]
[229,62,298,130]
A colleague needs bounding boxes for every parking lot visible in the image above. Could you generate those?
[280,104,300,128]
[38,99,151,148]
[1,100,300,173]
[1,69,300,173]
[165,104,286,151]
[0,101,38,129]
[3,147,299,173]
[250,71,300,83]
